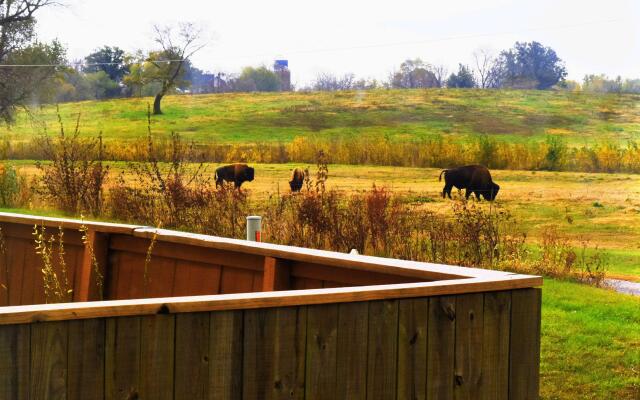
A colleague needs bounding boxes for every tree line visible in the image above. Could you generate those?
[0,1,638,125]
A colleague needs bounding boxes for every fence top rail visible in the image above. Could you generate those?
[0,275,542,325]
[0,212,528,282]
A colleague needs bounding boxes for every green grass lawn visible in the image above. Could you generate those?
[2,89,639,146]
[541,279,640,399]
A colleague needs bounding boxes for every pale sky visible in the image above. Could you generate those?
[37,0,640,86]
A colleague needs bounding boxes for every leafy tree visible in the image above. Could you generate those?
[495,41,567,89]
[446,64,476,88]
[84,46,127,82]
[0,40,66,121]
[232,66,281,92]
[390,59,439,89]
[85,71,118,99]
[0,0,62,123]
[147,23,205,114]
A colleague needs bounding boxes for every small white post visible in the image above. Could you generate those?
[246,216,262,242]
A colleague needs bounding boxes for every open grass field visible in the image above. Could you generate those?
[11,161,640,279]
[1,89,639,147]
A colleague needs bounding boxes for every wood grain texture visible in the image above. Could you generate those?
[263,257,291,291]
[105,316,141,400]
[305,304,338,400]
[0,276,542,326]
[336,302,369,400]
[110,251,146,300]
[30,321,68,399]
[67,318,105,400]
[481,291,511,400]
[175,312,211,399]
[110,234,264,271]
[397,298,428,400]
[75,231,109,302]
[210,310,243,400]
[509,288,542,400]
[0,324,30,400]
[143,256,177,298]
[367,300,399,400]
[173,260,222,296]
[243,306,307,400]
[139,314,175,400]
[427,296,456,400]
[2,237,27,306]
[454,293,484,400]
[221,267,258,294]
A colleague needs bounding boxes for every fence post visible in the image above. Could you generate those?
[246,216,262,242]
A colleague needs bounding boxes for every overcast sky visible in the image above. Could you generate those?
[36,0,640,86]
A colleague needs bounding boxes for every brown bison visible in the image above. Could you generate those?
[439,165,500,201]
[215,163,255,189]
[289,168,305,192]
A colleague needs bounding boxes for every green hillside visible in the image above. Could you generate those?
[2,89,639,146]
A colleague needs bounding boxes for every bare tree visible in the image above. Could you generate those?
[473,48,496,89]
[149,22,206,114]
[312,72,355,91]
[432,64,448,88]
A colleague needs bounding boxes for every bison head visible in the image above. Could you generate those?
[245,166,255,182]
[485,182,500,201]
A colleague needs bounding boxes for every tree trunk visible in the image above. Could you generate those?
[153,93,164,115]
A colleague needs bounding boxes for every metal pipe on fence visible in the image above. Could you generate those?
[246,216,262,242]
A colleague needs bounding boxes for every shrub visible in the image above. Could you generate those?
[35,109,108,215]
[0,163,23,207]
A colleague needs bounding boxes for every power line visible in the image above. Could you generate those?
[0,18,624,68]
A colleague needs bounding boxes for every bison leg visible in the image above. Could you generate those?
[465,189,472,200]
[443,184,453,199]
[475,191,481,201]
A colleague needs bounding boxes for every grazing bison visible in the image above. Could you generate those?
[289,168,305,192]
[215,163,255,189]
[439,165,500,201]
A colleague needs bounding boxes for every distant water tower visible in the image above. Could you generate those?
[274,60,291,91]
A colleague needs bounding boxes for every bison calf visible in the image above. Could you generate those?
[439,165,500,201]
[215,163,255,189]
[289,168,305,192]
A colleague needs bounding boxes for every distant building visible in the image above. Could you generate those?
[274,60,291,91]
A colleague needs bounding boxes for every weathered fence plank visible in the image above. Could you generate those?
[67,318,105,400]
[0,324,30,400]
[30,321,68,399]
[140,314,175,400]
[454,293,484,400]
[175,312,210,399]
[243,306,307,400]
[427,296,456,400]
[336,302,369,400]
[367,300,399,400]
[210,310,243,400]
[397,298,428,400]
[481,291,511,400]
[306,304,338,400]
[105,316,141,400]
[509,288,542,400]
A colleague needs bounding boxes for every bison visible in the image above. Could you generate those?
[289,168,305,192]
[215,163,255,189]
[439,165,500,201]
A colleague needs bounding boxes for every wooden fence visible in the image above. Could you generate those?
[0,212,542,399]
